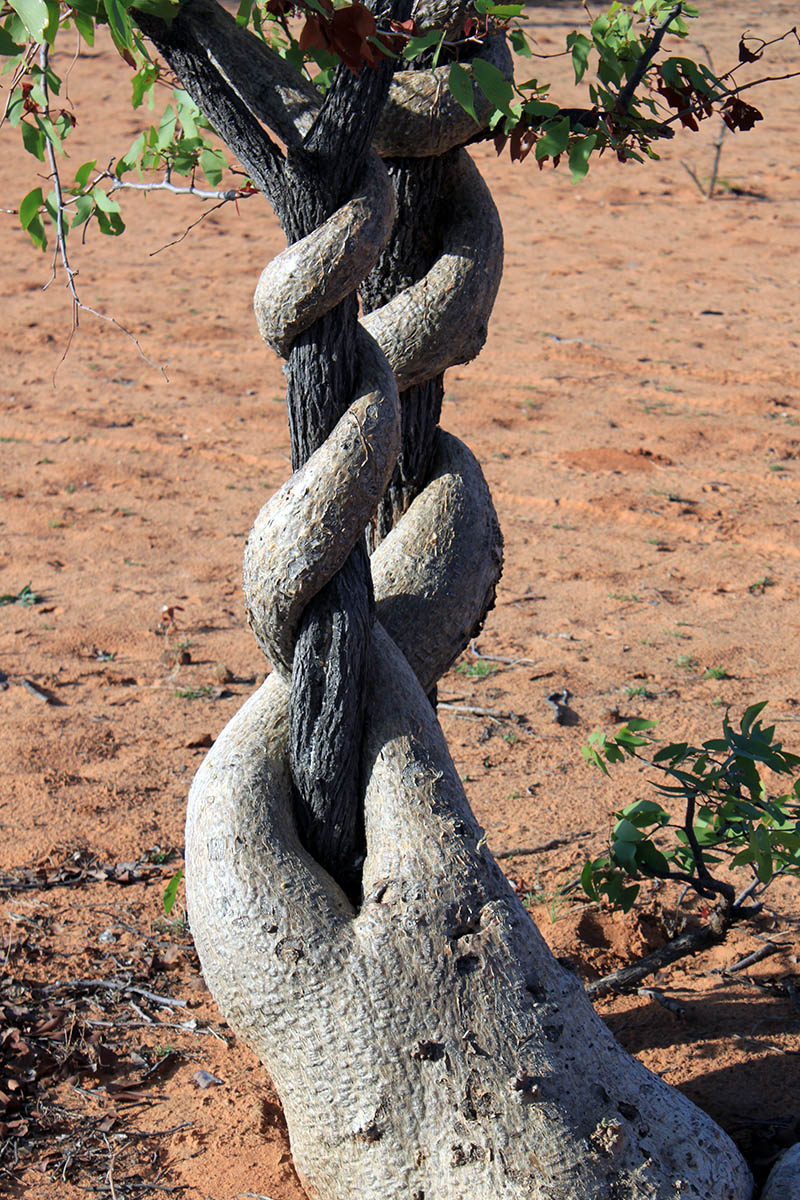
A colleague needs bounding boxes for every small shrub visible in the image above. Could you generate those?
[579,704,800,916]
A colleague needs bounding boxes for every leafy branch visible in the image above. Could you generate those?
[576,704,800,994]
[1,0,797,349]
[574,704,800,997]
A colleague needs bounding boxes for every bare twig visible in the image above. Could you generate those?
[103,1134,119,1200]
[40,977,188,1009]
[469,639,539,666]
[725,941,782,973]
[707,118,727,198]
[637,987,689,1019]
[500,592,546,606]
[732,1033,800,1056]
[105,173,241,201]
[586,910,729,1000]
[149,196,236,255]
[35,46,167,378]
[680,158,705,196]
[439,703,520,721]
[126,1122,195,1140]
[20,677,55,703]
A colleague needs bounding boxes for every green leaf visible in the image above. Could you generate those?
[483,2,523,16]
[611,838,638,869]
[566,31,592,83]
[741,700,769,737]
[569,133,596,182]
[130,0,179,20]
[25,212,46,249]
[19,185,43,229]
[535,116,570,161]
[92,185,121,213]
[72,192,94,227]
[471,57,517,121]
[163,867,184,915]
[116,130,145,176]
[71,8,95,43]
[9,0,48,41]
[20,119,46,161]
[403,29,441,60]
[635,840,670,875]
[43,187,58,225]
[0,24,25,54]
[580,859,598,901]
[200,146,227,187]
[523,98,560,119]
[132,61,158,108]
[73,159,96,189]
[751,826,773,883]
[43,0,59,43]
[619,799,670,827]
[509,28,531,57]
[582,743,609,775]
[35,112,65,154]
[155,103,177,149]
[614,817,644,844]
[103,0,133,50]
[448,61,478,125]
[624,718,658,733]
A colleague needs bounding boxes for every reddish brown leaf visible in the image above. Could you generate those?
[721,95,763,131]
[738,36,762,63]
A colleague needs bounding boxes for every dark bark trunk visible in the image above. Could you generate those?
[362,153,451,543]
[139,0,409,894]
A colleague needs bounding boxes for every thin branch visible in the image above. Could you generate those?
[617,3,682,115]
[134,3,287,213]
[439,703,520,721]
[0,40,38,129]
[680,157,706,197]
[706,118,727,198]
[35,44,166,377]
[725,940,782,973]
[148,196,235,255]
[40,43,77,299]
[681,790,734,903]
[105,174,243,202]
[586,909,729,1000]
[713,24,800,85]
[39,977,188,1009]
[637,987,688,1019]
[719,69,800,96]
[469,639,539,666]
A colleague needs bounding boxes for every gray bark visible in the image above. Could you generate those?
[187,630,752,1199]
[761,1146,800,1200]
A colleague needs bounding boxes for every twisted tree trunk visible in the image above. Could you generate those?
[138,2,758,1196]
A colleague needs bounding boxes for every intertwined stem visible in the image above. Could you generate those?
[137,7,757,1196]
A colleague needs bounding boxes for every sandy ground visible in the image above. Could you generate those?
[1,2,799,1196]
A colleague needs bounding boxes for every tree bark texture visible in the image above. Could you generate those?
[140,3,756,1196]
[361,154,450,544]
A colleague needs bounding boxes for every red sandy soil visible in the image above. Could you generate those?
[1,2,799,1196]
